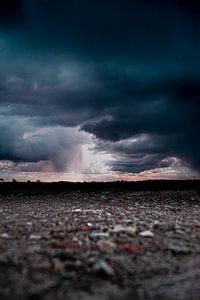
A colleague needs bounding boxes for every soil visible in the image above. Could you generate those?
[0,190,200,300]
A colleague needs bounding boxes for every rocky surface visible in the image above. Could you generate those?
[0,190,200,300]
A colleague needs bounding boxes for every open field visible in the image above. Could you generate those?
[0,183,200,300]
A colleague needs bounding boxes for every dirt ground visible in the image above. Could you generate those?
[0,190,200,300]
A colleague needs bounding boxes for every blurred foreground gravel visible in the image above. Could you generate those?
[0,190,200,300]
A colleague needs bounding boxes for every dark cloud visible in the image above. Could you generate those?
[111,155,167,174]
[1,0,199,61]
[153,0,200,14]
[0,58,199,173]
[0,0,24,27]
[82,75,200,171]
[0,0,199,178]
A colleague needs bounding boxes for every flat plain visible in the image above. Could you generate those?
[0,187,200,300]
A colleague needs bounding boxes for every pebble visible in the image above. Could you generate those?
[167,243,191,254]
[90,232,109,238]
[122,243,144,254]
[87,222,93,227]
[29,234,41,240]
[139,230,154,237]
[152,220,160,229]
[0,233,10,239]
[26,222,33,226]
[110,225,137,235]
[53,259,65,273]
[98,240,117,252]
[74,209,83,212]
[93,260,115,277]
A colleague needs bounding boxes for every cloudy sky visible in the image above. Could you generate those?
[0,0,199,181]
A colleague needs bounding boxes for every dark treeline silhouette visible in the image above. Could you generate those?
[0,180,199,195]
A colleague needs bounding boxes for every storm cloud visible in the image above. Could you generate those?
[0,0,199,179]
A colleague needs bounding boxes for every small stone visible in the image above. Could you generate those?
[53,259,65,273]
[0,233,10,239]
[152,220,160,229]
[98,240,117,253]
[75,260,82,267]
[29,234,41,240]
[90,232,109,238]
[139,230,154,237]
[110,225,137,235]
[74,208,82,212]
[26,222,33,226]
[93,260,115,277]
[80,225,90,231]
[122,243,144,254]
[167,243,191,254]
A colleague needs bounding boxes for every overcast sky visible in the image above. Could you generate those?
[0,0,199,181]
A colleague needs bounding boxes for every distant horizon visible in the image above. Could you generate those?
[0,168,198,183]
[1,178,199,184]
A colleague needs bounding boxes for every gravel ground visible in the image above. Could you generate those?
[0,190,200,300]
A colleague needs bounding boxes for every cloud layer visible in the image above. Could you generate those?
[0,0,199,180]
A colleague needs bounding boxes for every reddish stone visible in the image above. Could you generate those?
[122,243,144,254]
[52,241,79,249]
[80,225,90,231]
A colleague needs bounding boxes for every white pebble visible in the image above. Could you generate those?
[0,233,10,239]
[139,230,154,237]
[26,222,33,226]
[29,234,41,240]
